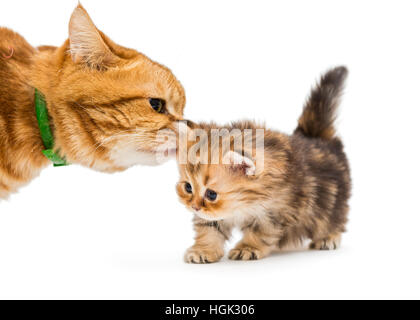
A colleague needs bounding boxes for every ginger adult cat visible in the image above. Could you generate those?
[0,5,185,198]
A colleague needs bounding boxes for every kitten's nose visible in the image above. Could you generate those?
[192,205,201,212]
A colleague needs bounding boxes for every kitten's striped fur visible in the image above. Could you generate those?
[177,67,351,263]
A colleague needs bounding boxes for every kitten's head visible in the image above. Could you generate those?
[176,124,269,221]
[33,4,185,171]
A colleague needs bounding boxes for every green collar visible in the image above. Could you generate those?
[35,89,69,167]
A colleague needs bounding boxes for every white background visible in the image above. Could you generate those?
[0,0,419,299]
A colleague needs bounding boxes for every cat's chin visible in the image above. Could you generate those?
[109,149,162,167]
[134,151,165,166]
[135,147,178,166]
[109,144,177,167]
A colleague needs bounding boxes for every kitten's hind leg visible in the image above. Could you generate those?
[309,233,342,250]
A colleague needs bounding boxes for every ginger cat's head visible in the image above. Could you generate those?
[176,122,273,221]
[31,4,185,171]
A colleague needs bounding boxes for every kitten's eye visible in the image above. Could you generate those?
[185,182,193,194]
[149,98,166,113]
[205,189,217,201]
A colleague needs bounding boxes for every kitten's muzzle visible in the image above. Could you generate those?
[192,205,201,212]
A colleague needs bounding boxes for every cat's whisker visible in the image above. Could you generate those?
[93,131,137,152]
[74,102,107,116]
[94,135,133,151]
[93,128,140,146]
[74,102,90,113]
[92,128,155,153]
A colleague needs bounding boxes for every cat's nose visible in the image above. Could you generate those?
[192,205,201,212]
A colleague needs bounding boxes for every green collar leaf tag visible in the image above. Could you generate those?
[35,89,69,167]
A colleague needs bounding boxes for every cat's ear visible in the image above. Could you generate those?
[223,151,256,176]
[68,4,118,69]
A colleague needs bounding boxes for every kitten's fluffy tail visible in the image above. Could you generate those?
[294,66,348,140]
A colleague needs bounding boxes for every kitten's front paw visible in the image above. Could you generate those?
[229,246,264,261]
[184,247,223,264]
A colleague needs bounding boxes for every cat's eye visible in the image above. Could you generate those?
[205,189,217,201]
[149,98,166,113]
[185,182,193,194]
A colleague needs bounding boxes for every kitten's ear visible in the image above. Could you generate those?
[223,151,256,176]
[68,4,118,69]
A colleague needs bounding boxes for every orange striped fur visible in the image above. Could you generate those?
[0,4,185,198]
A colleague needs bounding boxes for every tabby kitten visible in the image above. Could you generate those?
[176,67,351,263]
[0,4,185,199]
